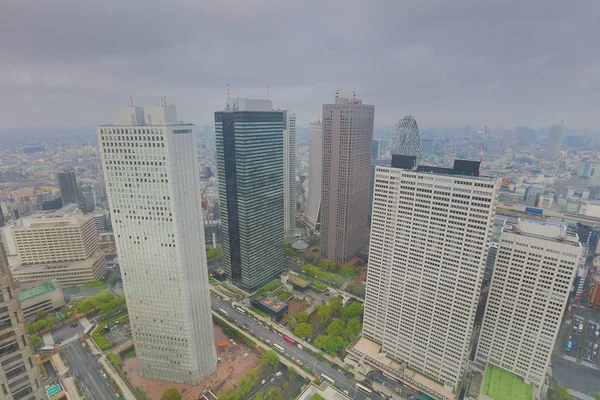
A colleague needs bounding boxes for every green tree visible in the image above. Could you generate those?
[314,335,328,349]
[288,365,298,382]
[339,266,355,277]
[294,311,309,323]
[550,386,574,400]
[76,297,98,313]
[30,334,42,348]
[247,368,259,383]
[323,335,344,355]
[262,386,283,400]
[319,259,338,272]
[161,388,182,400]
[329,297,342,313]
[593,393,600,400]
[326,319,346,336]
[35,310,48,321]
[345,317,363,340]
[341,302,364,320]
[238,378,254,396]
[96,290,115,304]
[108,275,118,286]
[317,305,332,324]
[206,246,223,261]
[255,392,265,400]
[261,350,280,369]
[281,313,294,326]
[294,322,313,338]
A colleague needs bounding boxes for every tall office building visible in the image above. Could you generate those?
[215,98,284,291]
[57,168,83,208]
[372,138,383,160]
[283,110,297,233]
[364,155,500,392]
[547,123,565,159]
[501,129,514,152]
[393,115,421,158]
[303,119,323,230]
[475,219,581,387]
[0,246,43,400]
[320,96,374,264]
[98,105,216,384]
[421,138,434,155]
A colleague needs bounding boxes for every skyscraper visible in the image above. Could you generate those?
[501,129,514,152]
[98,105,216,384]
[0,245,43,400]
[303,119,323,230]
[57,168,83,208]
[475,219,581,387]
[364,155,500,392]
[283,110,297,233]
[215,98,284,291]
[547,123,565,159]
[371,138,383,160]
[320,96,374,264]
[392,115,421,158]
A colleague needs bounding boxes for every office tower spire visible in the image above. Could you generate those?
[215,98,285,291]
[320,96,374,264]
[98,104,217,384]
[0,245,43,400]
[364,155,500,392]
[303,119,323,230]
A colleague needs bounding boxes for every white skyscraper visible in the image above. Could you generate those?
[283,110,296,233]
[98,105,217,384]
[303,119,322,230]
[475,219,581,387]
[364,155,500,392]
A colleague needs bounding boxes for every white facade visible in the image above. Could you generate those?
[98,106,216,384]
[303,119,322,230]
[475,219,581,386]
[364,164,499,391]
[283,110,296,232]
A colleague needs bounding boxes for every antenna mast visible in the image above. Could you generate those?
[129,96,133,107]
[335,87,339,99]
[479,126,487,176]
[266,86,269,100]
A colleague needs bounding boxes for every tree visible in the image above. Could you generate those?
[161,388,182,400]
[247,368,259,383]
[317,305,332,324]
[326,319,346,336]
[550,386,574,400]
[323,335,344,355]
[262,386,283,400]
[329,297,342,313]
[35,310,48,321]
[261,350,280,369]
[76,297,97,313]
[288,365,298,382]
[294,311,309,323]
[281,313,294,326]
[340,266,355,277]
[238,378,254,396]
[593,393,600,400]
[30,335,42,348]
[96,290,116,304]
[206,246,223,261]
[341,302,364,320]
[345,317,363,340]
[314,335,328,349]
[294,322,313,338]
[319,259,338,272]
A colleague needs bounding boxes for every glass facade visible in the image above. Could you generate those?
[215,111,285,291]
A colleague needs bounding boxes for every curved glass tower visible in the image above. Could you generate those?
[393,116,421,159]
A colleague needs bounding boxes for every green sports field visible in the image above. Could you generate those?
[481,364,534,400]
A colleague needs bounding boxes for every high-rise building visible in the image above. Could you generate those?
[215,98,284,291]
[57,168,83,208]
[421,138,434,155]
[501,129,514,151]
[547,123,565,159]
[98,104,216,384]
[368,160,386,217]
[283,110,297,233]
[364,155,499,392]
[475,219,582,387]
[372,138,383,160]
[321,96,374,264]
[303,119,323,230]
[392,116,421,159]
[0,245,43,400]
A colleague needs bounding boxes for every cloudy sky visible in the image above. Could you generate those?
[1,0,599,129]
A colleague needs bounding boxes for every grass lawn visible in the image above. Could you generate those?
[481,364,533,400]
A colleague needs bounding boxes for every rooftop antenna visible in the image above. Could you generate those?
[353,89,356,103]
[129,96,133,107]
[164,96,167,107]
[266,86,269,100]
[335,87,339,99]
[227,83,230,100]
[479,126,487,176]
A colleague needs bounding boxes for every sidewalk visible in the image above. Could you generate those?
[52,353,69,376]
[87,336,137,400]
[63,376,83,400]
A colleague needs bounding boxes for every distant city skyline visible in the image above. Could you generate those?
[2,1,599,129]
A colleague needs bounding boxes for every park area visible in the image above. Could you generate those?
[481,364,534,400]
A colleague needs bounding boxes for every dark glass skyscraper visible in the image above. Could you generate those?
[215,98,285,291]
[57,168,83,208]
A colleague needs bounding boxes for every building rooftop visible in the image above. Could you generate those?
[481,364,533,400]
[12,253,104,274]
[18,281,60,302]
[505,218,581,246]
[287,274,311,288]
[258,296,287,312]
[389,154,495,181]
[297,383,350,400]
[14,210,91,229]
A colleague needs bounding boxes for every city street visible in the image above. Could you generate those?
[583,322,598,363]
[210,296,385,400]
[62,340,117,399]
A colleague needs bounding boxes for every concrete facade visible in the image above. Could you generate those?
[303,119,323,230]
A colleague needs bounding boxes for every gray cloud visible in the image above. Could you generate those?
[1,0,598,129]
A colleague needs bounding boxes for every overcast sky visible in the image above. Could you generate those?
[1,0,599,129]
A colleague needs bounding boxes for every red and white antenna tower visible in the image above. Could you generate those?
[335,87,339,99]
[129,96,133,107]
[352,90,356,102]
[266,86,269,100]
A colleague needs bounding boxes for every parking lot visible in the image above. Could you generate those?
[104,321,132,345]
[583,322,599,363]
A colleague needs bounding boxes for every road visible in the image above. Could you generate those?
[62,340,117,400]
[567,317,583,359]
[367,370,428,400]
[583,322,598,363]
[210,296,385,400]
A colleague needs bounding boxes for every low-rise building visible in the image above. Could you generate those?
[287,275,311,291]
[12,253,106,287]
[250,295,288,320]
[17,280,65,321]
[589,277,600,309]
[297,382,351,400]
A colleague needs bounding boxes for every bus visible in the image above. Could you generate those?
[355,383,372,395]
[235,307,246,315]
[283,335,295,344]
[321,374,335,385]
[273,343,285,353]
[567,341,573,351]
[219,308,228,316]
